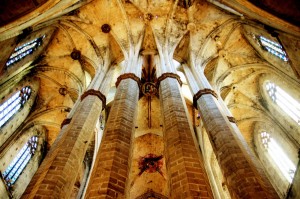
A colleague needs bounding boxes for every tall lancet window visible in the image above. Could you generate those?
[260,131,296,182]
[6,35,46,67]
[0,86,32,128]
[258,36,288,61]
[266,82,300,125]
[2,136,38,188]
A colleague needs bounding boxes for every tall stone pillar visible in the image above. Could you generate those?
[22,68,107,198]
[156,55,213,199]
[183,64,279,198]
[84,57,142,198]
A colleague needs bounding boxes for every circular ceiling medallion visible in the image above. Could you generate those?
[145,13,154,21]
[59,87,68,96]
[70,50,81,60]
[187,23,196,32]
[101,24,111,33]
[142,82,158,96]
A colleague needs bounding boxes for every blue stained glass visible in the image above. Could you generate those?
[258,36,288,61]
[1,136,38,187]
[0,86,32,128]
[6,35,46,67]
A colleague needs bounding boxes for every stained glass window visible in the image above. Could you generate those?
[260,131,295,182]
[2,136,38,188]
[266,82,300,125]
[6,35,46,67]
[0,86,32,128]
[258,36,288,61]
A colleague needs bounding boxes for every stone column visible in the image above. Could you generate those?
[22,68,107,199]
[156,55,213,199]
[183,64,279,198]
[84,57,142,198]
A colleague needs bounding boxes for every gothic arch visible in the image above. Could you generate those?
[253,122,298,197]
[0,125,47,198]
[0,77,39,147]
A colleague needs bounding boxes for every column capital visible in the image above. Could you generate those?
[115,73,141,90]
[193,88,218,108]
[81,89,106,109]
[156,72,182,88]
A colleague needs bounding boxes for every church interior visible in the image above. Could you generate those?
[0,0,299,198]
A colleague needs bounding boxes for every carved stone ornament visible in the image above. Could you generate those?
[193,88,218,108]
[101,24,111,33]
[70,49,81,60]
[115,73,141,89]
[142,82,158,96]
[156,72,182,88]
[61,118,72,128]
[227,116,237,123]
[138,154,163,176]
[80,89,106,109]
[59,87,68,96]
[145,13,154,21]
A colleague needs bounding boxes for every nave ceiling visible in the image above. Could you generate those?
[0,1,300,197]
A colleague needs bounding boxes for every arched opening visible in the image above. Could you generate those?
[256,35,288,61]
[0,86,32,128]
[2,136,39,188]
[265,82,300,125]
[0,126,46,198]
[260,131,296,182]
[6,35,46,67]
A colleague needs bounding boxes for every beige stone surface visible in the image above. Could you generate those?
[0,0,299,198]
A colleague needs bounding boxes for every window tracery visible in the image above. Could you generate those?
[266,82,300,125]
[2,136,38,188]
[6,35,46,67]
[257,35,288,61]
[260,131,295,182]
[0,86,32,128]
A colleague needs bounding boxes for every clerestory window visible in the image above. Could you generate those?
[2,136,38,188]
[6,35,46,67]
[266,82,300,125]
[0,86,32,128]
[257,35,288,61]
[260,131,295,182]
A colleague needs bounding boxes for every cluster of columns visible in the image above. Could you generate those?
[21,52,279,199]
[84,56,142,198]
[184,65,279,198]
[155,54,213,198]
[21,65,108,199]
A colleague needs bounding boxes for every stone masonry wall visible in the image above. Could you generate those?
[196,94,279,199]
[160,78,213,199]
[22,95,102,199]
[84,79,139,199]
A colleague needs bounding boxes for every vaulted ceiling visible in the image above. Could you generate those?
[0,0,299,179]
